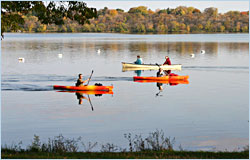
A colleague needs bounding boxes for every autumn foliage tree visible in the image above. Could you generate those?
[1,1,97,39]
[2,5,249,34]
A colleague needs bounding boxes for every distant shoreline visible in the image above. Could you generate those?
[5,30,248,34]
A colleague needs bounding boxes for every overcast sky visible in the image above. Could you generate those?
[85,1,249,13]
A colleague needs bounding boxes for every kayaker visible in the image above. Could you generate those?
[75,74,90,86]
[163,56,171,75]
[134,55,143,64]
[163,56,171,65]
[156,68,164,91]
[157,68,165,77]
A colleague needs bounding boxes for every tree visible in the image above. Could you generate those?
[116,8,124,13]
[128,6,148,16]
[1,1,97,39]
[23,15,38,32]
[109,9,118,16]
[204,7,218,17]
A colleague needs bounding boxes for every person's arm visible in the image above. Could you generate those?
[140,58,143,64]
[134,59,139,64]
[82,96,89,101]
[163,60,168,65]
[83,78,90,84]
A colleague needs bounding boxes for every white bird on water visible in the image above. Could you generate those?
[18,57,25,63]
[58,54,63,58]
[201,50,205,54]
[190,53,195,58]
[97,49,101,55]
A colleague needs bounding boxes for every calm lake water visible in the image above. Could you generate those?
[1,33,249,151]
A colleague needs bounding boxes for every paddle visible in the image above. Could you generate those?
[155,63,161,68]
[86,70,94,85]
[88,94,94,111]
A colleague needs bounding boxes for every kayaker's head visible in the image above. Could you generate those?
[137,55,140,58]
[78,74,83,79]
[159,68,163,72]
[165,56,169,59]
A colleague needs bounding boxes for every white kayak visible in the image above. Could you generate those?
[122,62,182,71]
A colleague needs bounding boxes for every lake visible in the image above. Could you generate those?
[1,33,249,151]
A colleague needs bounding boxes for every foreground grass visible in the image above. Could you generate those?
[2,149,249,159]
[2,130,249,159]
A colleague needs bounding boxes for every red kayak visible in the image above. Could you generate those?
[53,85,113,91]
[134,79,189,84]
[133,75,189,81]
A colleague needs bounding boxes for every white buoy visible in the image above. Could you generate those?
[18,57,25,63]
[190,53,195,58]
[201,50,205,54]
[58,54,63,58]
[97,49,101,55]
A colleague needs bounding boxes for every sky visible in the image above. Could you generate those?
[85,0,249,13]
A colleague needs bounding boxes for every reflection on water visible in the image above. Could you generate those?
[134,70,142,76]
[75,92,89,105]
[1,33,249,151]
[57,90,113,107]
[4,39,248,57]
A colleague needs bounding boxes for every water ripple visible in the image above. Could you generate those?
[1,75,133,91]
[183,66,248,69]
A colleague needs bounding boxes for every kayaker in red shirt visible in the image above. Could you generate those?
[163,56,171,65]
[163,56,171,75]
[75,74,90,86]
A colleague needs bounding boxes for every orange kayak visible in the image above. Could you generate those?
[53,85,113,91]
[134,79,189,84]
[133,75,189,81]
[57,90,114,95]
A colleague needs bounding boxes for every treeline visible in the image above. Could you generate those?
[13,6,249,33]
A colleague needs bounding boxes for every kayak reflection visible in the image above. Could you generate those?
[134,70,142,76]
[75,92,89,105]
[134,79,189,85]
[133,75,189,96]
[74,90,113,105]
[57,90,113,110]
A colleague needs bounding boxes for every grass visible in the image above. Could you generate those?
[1,130,249,159]
[2,149,249,159]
